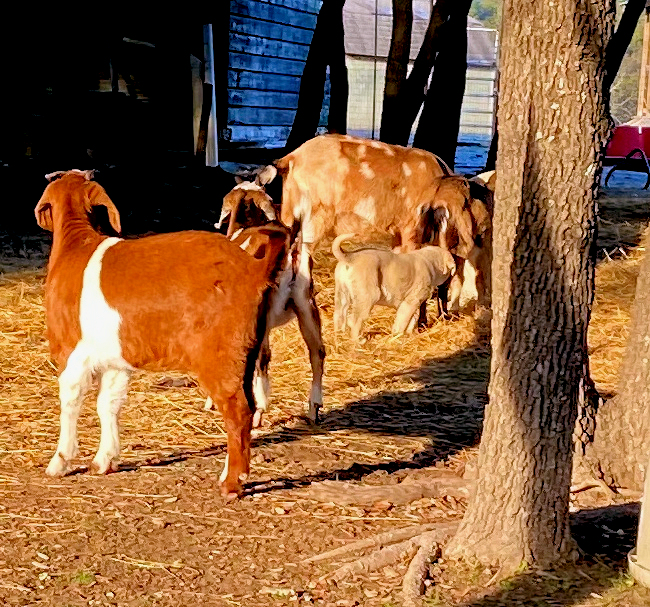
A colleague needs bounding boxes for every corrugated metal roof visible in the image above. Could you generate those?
[343,0,497,66]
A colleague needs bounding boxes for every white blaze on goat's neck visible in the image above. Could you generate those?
[78,237,130,372]
[402,163,412,177]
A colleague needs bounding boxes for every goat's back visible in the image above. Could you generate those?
[98,231,284,372]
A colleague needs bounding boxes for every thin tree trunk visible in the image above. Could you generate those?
[286,0,347,152]
[580,230,650,490]
[386,0,454,146]
[412,0,472,168]
[604,0,647,93]
[573,1,647,462]
[380,0,413,143]
[446,0,615,568]
[328,6,349,135]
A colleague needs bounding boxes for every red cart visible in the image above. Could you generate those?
[604,116,650,189]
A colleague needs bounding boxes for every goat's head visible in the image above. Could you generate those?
[419,175,476,259]
[218,181,277,237]
[35,170,121,235]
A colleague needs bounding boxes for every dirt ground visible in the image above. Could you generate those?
[1,180,650,606]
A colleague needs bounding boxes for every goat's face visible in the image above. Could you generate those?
[35,170,121,235]
[218,182,277,237]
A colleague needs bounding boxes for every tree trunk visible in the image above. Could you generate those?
[412,0,472,168]
[604,0,647,93]
[286,0,347,152]
[380,0,413,143]
[580,231,650,490]
[385,0,454,146]
[328,5,349,135]
[446,0,615,568]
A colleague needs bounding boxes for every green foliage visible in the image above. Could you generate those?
[608,571,635,591]
[70,570,96,585]
[469,0,502,29]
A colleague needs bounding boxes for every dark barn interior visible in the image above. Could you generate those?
[0,15,241,239]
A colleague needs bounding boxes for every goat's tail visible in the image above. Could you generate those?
[331,233,356,263]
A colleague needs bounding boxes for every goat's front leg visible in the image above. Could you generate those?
[91,368,131,474]
[252,335,271,428]
[292,249,325,424]
[46,348,93,476]
[220,388,253,499]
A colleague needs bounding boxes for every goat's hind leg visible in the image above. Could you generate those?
[91,368,131,474]
[292,254,325,424]
[252,335,271,428]
[46,348,93,476]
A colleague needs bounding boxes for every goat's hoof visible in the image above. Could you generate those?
[90,456,119,475]
[220,482,243,501]
[204,397,214,411]
[45,453,71,477]
[305,404,321,425]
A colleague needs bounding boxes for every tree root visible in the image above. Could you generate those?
[402,531,443,607]
[326,537,421,583]
[312,520,459,597]
[302,523,440,563]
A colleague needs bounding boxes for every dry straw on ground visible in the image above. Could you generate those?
[0,229,642,475]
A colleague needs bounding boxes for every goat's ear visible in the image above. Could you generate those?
[256,164,277,185]
[34,196,54,231]
[85,182,122,235]
[225,190,247,237]
[44,171,66,183]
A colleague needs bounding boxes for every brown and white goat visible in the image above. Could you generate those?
[36,170,290,499]
[204,219,325,425]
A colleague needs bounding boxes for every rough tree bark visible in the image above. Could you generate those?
[446,0,615,568]
[579,231,650,491]
[286,0,348,152]
[384,0,454,146]
[412,0,472,168]
[379,0,413,143]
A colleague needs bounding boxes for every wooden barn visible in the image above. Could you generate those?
[0,3,497,169]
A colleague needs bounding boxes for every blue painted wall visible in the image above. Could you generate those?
[228,0,328,148]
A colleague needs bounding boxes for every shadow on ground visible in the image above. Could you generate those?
[110,345,489,494]
[442,503,645,606]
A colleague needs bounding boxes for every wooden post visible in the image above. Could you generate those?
[637,4,650,115]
